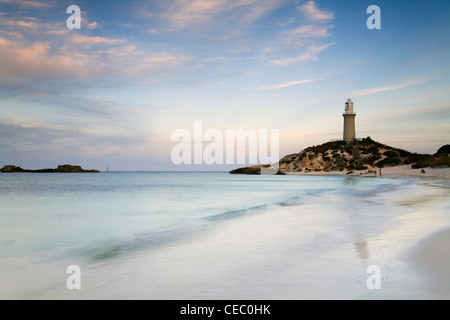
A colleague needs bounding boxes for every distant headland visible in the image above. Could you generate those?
[0,164,99,173]
[230,139,449,175]
[230,98,449,175]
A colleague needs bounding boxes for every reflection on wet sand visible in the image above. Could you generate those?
[394,184,450,208]
[354,240,369,260]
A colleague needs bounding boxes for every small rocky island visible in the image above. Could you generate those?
[1,164,100,173]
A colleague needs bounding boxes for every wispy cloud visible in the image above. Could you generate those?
[0,17,40,28]
[159,0,286,30]
[68,34,126,46]
[0,121,147,160]
[0,16,68,36]
[203,57,237,63]
[260,78,320,90]
[270,42,335,65]
[352,80,429,97]
[298,1,334,21]
[283,24,333,47]
[287,25,332,39]
[264,1,335,65]
[81,17,99,30]
[0,0,51,8]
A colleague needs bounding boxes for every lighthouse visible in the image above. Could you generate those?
[343,98,356,142]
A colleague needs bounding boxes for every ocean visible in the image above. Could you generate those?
[0,172,449,299]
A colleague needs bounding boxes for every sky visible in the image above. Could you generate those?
[0,0,449,171]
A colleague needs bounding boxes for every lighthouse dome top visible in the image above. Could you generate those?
[344,98,355,114]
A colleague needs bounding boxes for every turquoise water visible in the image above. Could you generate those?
[0,172,435,299]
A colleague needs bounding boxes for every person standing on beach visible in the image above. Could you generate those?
[379,168,382,177]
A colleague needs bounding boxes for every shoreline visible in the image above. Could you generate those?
[408,228,450,299]
[285,165,450,181]
[363,180,450,299]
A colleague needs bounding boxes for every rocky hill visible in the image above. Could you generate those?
[230,137,432,174]
[1,164,99,173]
[412,144,450,169]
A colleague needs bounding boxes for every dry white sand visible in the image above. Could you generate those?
[379,165,450,180]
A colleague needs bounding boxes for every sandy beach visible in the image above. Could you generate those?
[287,165,450,180]
[283,165,450,299]
[1,170,449,300]
[378,165,450,180]
[409,228,450,297]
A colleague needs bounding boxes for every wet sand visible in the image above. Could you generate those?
[409,228,450,298]
[287,165,450,299]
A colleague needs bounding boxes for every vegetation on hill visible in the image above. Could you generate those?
[277,137,429,173]
[230,138,450,174]
[412,145,450,169]
[435,145,450,155]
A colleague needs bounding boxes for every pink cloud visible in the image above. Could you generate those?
[0,17,40,28]
[161,0,285,29]
[287,25,331,39]
[81,17,99,30]
[0,36,94,80]
[68,34,126,45]
[298,1,334,21]
[0,0,51,8]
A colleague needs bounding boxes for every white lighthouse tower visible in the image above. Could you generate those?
[343,98,356,142]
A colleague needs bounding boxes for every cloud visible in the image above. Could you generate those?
[14,93,123,119]
[0,35,101,83]
[262,1,335,65]
[270,42,335,65]
[0,37,68,79]
[298,1,334,21]
[0,28,190,91]
[352,80,429,97]
[68,34,126,45]
[0,16,70,37]
[0,8,192,86]
[0,17,40,28]
[81,17,99,30]
[202,57,237,63]
[0,121,148,160]
[287,24,331,39]
[0,0,50,8]
[239,0,288,23]
[163,0,254,28]
[159,0,286,30]
[44,29,69,36]
[260,78,320,90]
[283,24,333,48]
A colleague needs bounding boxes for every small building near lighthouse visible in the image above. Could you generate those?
[343,98,356,142]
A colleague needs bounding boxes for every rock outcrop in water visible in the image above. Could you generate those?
[229,164,286,175]
[230,137,432,174]
[0,164,99,173]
